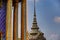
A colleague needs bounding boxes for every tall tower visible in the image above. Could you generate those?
[30,0,39,35]
[29,0,46,40]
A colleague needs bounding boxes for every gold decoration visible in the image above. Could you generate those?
[0,0,2,8]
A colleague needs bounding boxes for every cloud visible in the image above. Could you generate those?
[54,16,60,23]
[50,33,60,40]
[28,0,39,2]
[50,34,58,38]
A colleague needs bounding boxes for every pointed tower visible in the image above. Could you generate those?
[30,0,39,35]
[29,0,46,40]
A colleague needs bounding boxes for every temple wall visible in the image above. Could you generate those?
[0,2,6,40]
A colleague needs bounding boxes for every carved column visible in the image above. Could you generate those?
[6,0,12,40]
[13,0,18,40]
[21,0,27,40]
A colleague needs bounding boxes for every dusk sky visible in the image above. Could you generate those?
[27,0,60,40]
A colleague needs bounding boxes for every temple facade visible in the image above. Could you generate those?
[0,0,27,40]
[0,0,46,40]
[29,0,46,40]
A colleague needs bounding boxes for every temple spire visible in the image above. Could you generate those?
[30,0,39,35]
[34,0,36,17]
[33,0,38,24]
[32,0,39,28]
[29,0,46,40]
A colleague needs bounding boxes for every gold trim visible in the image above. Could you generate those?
[6,0,12,40]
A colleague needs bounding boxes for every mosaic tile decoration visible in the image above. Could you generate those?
[0,2,6,40]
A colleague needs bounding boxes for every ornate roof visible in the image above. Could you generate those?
[29,0,46,40]
[29,31,45,40]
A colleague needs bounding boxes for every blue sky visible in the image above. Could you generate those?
[27,0,60,40]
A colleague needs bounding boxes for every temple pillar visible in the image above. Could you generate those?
[0,32,3,40]
[6,0,12,40]
[21,0,27,40]
[13,0,18,40]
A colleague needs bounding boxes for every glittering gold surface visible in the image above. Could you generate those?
[6,0,12,40]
